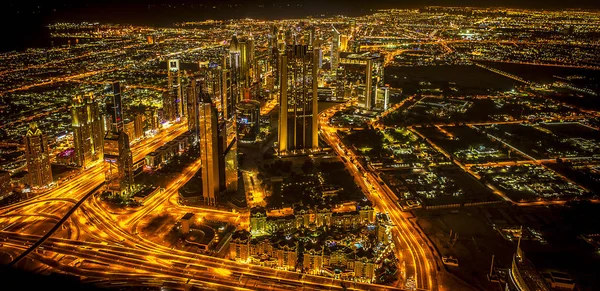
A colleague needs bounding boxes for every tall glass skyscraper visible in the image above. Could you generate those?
[103,130,133,196]
[105,81,123,132]
[278,44,319,154]
[72,93,104,168]
[24,123,53,188]
[164,59,183,121]
[199,99,220,206]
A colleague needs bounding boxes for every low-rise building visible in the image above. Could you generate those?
[230,230,250,262]
[354,248,378,283]
[303,241,324,275]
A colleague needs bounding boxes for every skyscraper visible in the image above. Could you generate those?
[240,35,254,85]
[164,59,183,121]
[331,26,341,73]
[186,77,201,143]
[199,98,220,206]
[103,130,133,196]
[24,123,53,188]
[72,93,104,168]
[374,86,390,111]
[339,52,384,110]
[105,81,123,133]
[230,34,255,88]
[218,120,238,194]
[192,75,238,205]
[134,113,144,140]
[103,80,134,196]
[278,44,319,154]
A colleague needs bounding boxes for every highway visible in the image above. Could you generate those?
[0,113,406,290]
[0,231,402,291]
[8,183,104,266]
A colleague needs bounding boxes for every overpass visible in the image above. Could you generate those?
[8,183,104,266]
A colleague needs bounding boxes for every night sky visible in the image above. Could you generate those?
[3,0,600,51]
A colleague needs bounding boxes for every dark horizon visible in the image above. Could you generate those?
[4,0,600,52]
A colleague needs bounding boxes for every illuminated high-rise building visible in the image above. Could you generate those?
[340,35,349,52]
[105,81,123,132]
[72,93,104,168]
[145,107,159,132]
[218,119,238,194]
[240,35,254,84]
[220,54,239,121]
[186,77,201,143]
[103,81,134,196]
[103,130,133,196]
[134,113,144,139]
[194,74,238,204]
[331,26,341,73]
[24,123,53,188]
[230,34,255,90]
[278,44,319,154]
[334,67,346,101]
[164,59,183,121]
[339,52,384,110]
[374,86,390,111]
[199,98,220,206]
[123,120,136,142]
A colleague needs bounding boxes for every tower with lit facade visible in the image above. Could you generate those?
[331,26,341,73]
[24,123,53,188]
[72,93,104,168]
[339,52,384,110]
[196,74,238,206]
[164,59,183,122]
[218,118,238,194]
[221,54,239,121]
[103,80,133,196]
[103,130,133,196]
[199,98,220,206]
[278,44,319,154]
[186,76,201,143]
[105,81,123,133]
[236,100,260,143]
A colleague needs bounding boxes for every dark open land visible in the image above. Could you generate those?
[414,202,600,291]
[481,61,600,110]
[482,61,600,86]
[385,65,518,96]
[540,122,600,142]
[414,206,515,290]
[384,95,576,127]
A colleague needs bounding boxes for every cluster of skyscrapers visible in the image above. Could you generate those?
[23,23,388,204]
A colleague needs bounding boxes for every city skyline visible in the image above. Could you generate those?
[1,4,600,291]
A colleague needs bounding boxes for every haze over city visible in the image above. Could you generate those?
[1,1,600,291]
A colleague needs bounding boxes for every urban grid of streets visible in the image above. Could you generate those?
[0,114,430,291]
